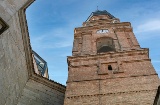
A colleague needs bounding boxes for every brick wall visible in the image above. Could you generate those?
[65,11,160,105]
[65,51,159,105]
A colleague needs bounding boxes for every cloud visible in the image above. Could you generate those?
[136,19,160,33]
[26,0,160,85]
[36,41,72,49]
[134,19,160,41]
[31,36,72,49]
[30,27,73,49]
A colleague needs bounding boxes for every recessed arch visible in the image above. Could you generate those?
[96,37,115,53]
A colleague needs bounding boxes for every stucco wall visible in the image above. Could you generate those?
[18,79,65,105]
[0,0,30,104]
[0,0,65,105]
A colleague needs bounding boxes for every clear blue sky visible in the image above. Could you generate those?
[26,0,160,85]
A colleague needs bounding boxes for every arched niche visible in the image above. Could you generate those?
[96,37,115,53]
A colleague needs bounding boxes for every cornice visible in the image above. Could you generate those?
[68,48,149,61]
[67,73,158,83]
[75,22,131,30]
[66,89,157,99]
[30,74,66,93]
[114,27,133,32]
[69,58,151,68]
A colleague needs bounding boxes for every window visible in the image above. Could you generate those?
[33,51,48,76]
[97,29,109,34]
[0,17,9,35]
[108,65,112,70]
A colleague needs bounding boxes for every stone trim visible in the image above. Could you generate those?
[18,0,66,93]
[66,89,157,99]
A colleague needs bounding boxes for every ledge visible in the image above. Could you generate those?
[66,89,157,99]
[68,48,149,61]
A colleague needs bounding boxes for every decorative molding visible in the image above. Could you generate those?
[66,89,157,99]
[68,48,149,61]
[69,64,97,68]
[67,73,158,83]
[18,0,35,78]
[0,17,9,35]
[122,59,151,63]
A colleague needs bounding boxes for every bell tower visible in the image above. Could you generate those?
[64,10,159,105]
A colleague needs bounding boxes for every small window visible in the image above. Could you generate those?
[108,65,112,70]
[0,17,9,35]
[97,29,109,34]
[33,51,48,76]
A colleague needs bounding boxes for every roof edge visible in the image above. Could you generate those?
[86,10,115,22]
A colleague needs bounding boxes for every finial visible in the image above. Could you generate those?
[97,6,99,11]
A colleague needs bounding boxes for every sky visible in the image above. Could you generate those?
[26,0,160,85]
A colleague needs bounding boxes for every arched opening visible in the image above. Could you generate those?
[97,37,115,53]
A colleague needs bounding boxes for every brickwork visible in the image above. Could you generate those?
[67,50,157,82]
[64,10,160,105]
[1,1,159,104]
[72,21,140,56]
[65,90,157,105]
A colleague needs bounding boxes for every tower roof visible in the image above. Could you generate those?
[86,10,115,22]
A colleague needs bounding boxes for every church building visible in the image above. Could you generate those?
[0,0,160,105]
[64,10,160,105]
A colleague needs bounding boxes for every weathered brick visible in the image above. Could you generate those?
[65,10,160,105]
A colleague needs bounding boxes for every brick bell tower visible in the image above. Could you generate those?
[64,10,159,105]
